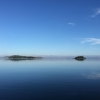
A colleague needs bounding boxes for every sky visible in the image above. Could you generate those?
[0,0,100,56]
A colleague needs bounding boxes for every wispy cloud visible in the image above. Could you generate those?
[91,8,100,18]
[81,38,100,45]
[68,23,75,26]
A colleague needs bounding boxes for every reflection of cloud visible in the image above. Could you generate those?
[81,38,100,45]
[91,8,100,18]
[83,73,100,79]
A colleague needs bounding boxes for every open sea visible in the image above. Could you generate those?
[0,59,100,100]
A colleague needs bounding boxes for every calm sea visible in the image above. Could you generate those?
[0,59,100,100]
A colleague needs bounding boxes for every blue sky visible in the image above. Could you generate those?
[0,0,100,56]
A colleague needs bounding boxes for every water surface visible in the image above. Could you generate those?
[0,59,100,100]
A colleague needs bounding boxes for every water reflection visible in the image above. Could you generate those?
[9,59,36,61]
[0,60,100,100]
[75,59,85,61]
[83,73,100,79]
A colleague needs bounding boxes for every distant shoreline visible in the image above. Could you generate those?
[8,55,86,61]
[0,55,100,61]
[8,55,43,60]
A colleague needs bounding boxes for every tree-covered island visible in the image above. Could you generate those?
[9,55,42,60]
[75,56,86,61]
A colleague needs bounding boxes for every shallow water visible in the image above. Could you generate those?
[0,59,100,100]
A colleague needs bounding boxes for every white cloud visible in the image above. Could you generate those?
[68,23,75,26]
[91,8,100,18]
[81,38,100,45]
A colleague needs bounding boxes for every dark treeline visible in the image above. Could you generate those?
[9,55,42,60]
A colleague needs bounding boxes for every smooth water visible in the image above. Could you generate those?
[0,59,100,100]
